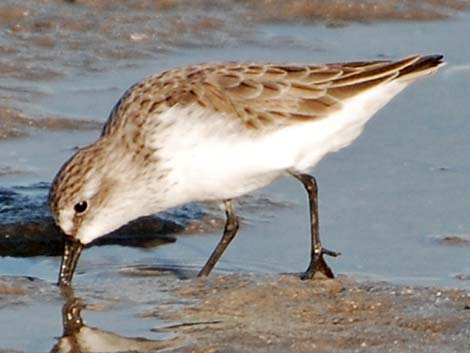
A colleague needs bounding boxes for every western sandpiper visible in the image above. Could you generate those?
[49,54,444,286]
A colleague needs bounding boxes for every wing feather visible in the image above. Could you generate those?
[102,55,444,136]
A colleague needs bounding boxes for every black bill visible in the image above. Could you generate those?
[58,238,83,287]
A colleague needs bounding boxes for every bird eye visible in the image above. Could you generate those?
[74,201,88,214]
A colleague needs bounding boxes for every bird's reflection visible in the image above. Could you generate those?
[50,289,183,353]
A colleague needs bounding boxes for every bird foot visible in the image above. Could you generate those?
[301,247,340,280]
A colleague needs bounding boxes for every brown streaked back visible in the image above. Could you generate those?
[102,55,444,134]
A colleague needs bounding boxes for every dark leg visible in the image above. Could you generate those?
[198,200,239,277]
[292,173,340,279]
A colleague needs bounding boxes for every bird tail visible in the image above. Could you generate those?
[395,54,445,82]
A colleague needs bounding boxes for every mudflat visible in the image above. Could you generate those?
[2,273,469,352]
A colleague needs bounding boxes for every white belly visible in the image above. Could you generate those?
[152,80,408,205]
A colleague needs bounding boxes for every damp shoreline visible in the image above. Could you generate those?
[1,273,469,353]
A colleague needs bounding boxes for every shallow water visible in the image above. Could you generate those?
[1,1,470,351]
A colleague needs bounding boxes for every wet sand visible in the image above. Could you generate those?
[1,274,469,352]
[159,275,470,353]
[0,107,101,139]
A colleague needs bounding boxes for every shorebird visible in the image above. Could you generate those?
[49,54,444,286]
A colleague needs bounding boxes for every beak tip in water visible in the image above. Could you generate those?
[58,238,83,288]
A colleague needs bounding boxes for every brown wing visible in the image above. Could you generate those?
[102,55,443,135]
